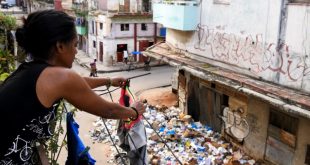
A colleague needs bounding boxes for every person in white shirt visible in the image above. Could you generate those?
[123,50,129,64]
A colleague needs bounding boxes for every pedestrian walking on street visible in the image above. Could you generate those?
[90,59,97,77]
[0,10,145,165]
[123,50,129,64]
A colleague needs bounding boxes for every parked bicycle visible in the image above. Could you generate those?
[126,55,137,71]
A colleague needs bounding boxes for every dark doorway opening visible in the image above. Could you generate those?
[187,77,225,132]
[116,44,127,62]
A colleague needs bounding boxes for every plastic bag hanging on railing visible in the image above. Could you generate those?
[66,112,96,165]
[117,82,147,165]
[119,85,143,129]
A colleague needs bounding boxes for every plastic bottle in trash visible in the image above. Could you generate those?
[205,157,212,165]
[166,157,171,165]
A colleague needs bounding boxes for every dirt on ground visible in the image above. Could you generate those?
[138,86,178,107]
[57,87,178,165]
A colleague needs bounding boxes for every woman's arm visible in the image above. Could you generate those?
[83,77,111,89]
[36,67,144,119]
[83,77,127,89]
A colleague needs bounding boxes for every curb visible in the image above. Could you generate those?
[135,84,172,96]
[97,63,168,73]
[75,57,168,73]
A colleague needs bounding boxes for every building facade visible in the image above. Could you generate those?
[145,0,310,164]
[86,0,164,66]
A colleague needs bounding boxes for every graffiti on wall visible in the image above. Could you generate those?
[193,24,310,82]
[247,113,260,135]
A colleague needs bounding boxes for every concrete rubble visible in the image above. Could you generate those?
[89,105,258,165]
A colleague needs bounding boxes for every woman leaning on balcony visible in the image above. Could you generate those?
[0,9,145,164]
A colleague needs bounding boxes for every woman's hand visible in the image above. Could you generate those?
[131,101,146,115]
[110,77,127,87]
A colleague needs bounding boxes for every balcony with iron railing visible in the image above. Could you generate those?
[153,0,199,31]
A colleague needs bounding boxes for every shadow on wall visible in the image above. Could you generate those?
[169,29,195,44]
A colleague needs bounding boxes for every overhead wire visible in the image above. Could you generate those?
[96,80,183,164]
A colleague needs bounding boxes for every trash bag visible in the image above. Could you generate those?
[66,112,96,165]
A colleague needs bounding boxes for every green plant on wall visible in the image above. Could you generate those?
[0,13,17,83]
[0,13,17,30]
[43,101,78,165]
[0,49,15,74]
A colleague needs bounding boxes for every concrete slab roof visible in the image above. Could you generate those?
[144,42,310,119]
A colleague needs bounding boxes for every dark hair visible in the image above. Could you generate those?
[15,10,76,60]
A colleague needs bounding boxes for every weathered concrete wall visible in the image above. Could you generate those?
[130,0,140,12]
[166,0,310,93]
[105,37,134,59]
[104,0,142,12]
[156,23,163,37]
[97,15,111,37]
[88,17,97,58]
[112,23,134,38]
[107,0,119,11]
[88,34,97,58]
[283,5,310,91]
[98,0,107,10]
[94,14,155,65]
[294,117,310,165]
[111,22,154,38]
[137,23,155,37]
[243,98,269,160]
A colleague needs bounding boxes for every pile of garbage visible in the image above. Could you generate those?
[89,105,257,165]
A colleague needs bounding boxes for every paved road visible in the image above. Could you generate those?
[57,61,174,164]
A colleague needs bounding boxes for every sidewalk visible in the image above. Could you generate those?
[75,50,163,73]
[0,6,25,14]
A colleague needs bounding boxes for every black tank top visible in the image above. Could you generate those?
[0,61,60,164]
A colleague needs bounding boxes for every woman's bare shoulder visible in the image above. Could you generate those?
[42,66,81,82]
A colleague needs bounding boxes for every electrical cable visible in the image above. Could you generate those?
[141,113,183,165]
[113,84,147,165]
[101,117,128,165]
[96,73,183,164]
[99,86,147,165]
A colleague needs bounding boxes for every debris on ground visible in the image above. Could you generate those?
[89,105,257,165]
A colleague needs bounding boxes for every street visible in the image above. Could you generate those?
[57,62,174,164]
[1,0,308,163]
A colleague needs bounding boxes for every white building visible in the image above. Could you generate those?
[145,0,310,164]
[87,0,164,66]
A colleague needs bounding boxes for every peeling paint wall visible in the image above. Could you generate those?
[97,15,109,37]
[243,98,269,160]
[137,23,155,37]
[93,14,155,66]
[98,0,107,10]
[103,0,143,12]
[284,5,310,90]
[180,70,310,164]
[112,23,134,38]
[178,70,187,112]
[107,0,119,11]
[166,0,310,93]
[104,38,135,62]
[294,117,310,165]
[88,16,97,59]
